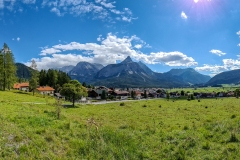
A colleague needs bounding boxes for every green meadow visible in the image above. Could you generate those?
[168,87,237,93]
[0,91,240,159]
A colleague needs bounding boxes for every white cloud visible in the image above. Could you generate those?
[237,31,240,37]
[181,11,188,20]
[51,7,62,16]
[195,64,228,74]
[22,0,36,4]
[134,44,142,49]
[122,16,131,22]
[27,33,198,70]
[210,49,226,56]
[97,35,104,41]
[223,59,240,69]
[0,0,4,9]
[110,9,122,14]
[40,47,61,56]
[0,0,135,23]
[238,43,240,46]
[95,0,102,3]
[11,37,20,41]
[147,51,198,66]
[42,0,134,22]
[100,1,115,8]
[196,57,240,76]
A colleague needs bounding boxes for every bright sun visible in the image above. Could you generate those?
[194,0,199,3]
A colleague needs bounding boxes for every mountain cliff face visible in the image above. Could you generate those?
[92,56,162,87]
[68,62,104,82]
[59,65,75,73]
[206,69,240,86]
[95,56,150,79]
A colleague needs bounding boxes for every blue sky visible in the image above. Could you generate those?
[1,0,240,76]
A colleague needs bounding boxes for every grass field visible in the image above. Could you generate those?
[0,91,240,159]
[168,86,238,93]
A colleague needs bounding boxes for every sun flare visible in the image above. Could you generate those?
[194,0,199,3]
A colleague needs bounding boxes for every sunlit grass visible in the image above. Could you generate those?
[0,90,240,159]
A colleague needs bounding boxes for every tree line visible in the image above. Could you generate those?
[37,69,71,92]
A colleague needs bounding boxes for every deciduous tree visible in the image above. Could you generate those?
[60,80,87,107]
[29,71,39,95]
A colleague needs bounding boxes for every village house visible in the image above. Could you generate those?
[36,86,55,96]
[148,91,159,98]
[112,90,129,100]
[54,93,65,99]
[88,86,113,99]
[13,83,29,92]
[135,91,143,99]
[227,91,234,97]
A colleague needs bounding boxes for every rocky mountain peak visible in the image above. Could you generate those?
[121,56,133,64]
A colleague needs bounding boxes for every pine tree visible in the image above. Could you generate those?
[144,90,148,99]
[47,69,58,88]
[0,50,4,90]
[57,71,70,86]
[0,43,17,90]
[39,70,47,86]
[101,90,107,100]
[5,49,17,90]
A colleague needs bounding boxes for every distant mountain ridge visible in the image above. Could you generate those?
[206,69,240,86]
[164,68,211,85]
[16,63,35,80]
[63,56,210,87]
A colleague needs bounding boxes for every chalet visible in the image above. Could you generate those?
[36,86,55,96]
[112,91,129,100]
[218,92,224,97]
[54,93,65,99]
[88,86,113,99]
[13,83,29,92]
[135,91,143,99]
[227,91,234,97]
[148,92,159,98]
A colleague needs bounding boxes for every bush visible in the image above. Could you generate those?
[142,104,147,107]
[231,114,236,119]
[120,102,125,106]
[190,94,195,100]
[183,125,189,130]
[229,132,238,142]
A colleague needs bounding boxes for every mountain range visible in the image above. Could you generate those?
[57,56,211,87]
[206,69,240,86]
[16,57,240,87]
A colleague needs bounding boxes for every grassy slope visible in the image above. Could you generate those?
[0,91,240,159]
